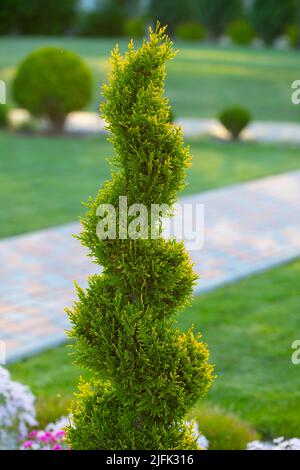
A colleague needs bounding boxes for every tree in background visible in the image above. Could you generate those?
[0,0,78,35]
[195,0,243,38]
[148,0,194,33]
[251,0,298,45]
[66,25,214,449]
[79,0,125,36]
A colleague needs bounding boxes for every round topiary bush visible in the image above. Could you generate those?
[227,19,255,45]
[0,104,9,129]
[175,21,206,41]
[188,403,260,450]
[12,47,93,133]
[285,24,300,48]
[218,106,251,140]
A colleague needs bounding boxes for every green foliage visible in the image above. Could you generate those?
[196,0,243,38]
[0,0,17,34]
[0,0,78,35]
[12,47,93,133]
[227,19,255,45]
[9,259,300,442]
[124,17,146,38]
[0,104,9,128]
[175,21,206,42]
[285,24,300,48]
[148,0,194,32]
[189,404,259,450]
[79,0,125,37]
[67,26,214,450]
[219,106,251,140]
[251,0,298,45]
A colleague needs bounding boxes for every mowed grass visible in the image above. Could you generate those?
[0,132,300,238]
[9,259,300,438]
[0,36,300,121]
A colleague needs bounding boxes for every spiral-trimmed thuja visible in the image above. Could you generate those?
[67,26,214,450]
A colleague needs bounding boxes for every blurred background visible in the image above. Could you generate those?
[0,0,300,451]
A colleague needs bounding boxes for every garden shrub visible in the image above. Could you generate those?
[227,19,255,45]
[66,25,214,450]
[251,0,298,45]
[12,47,93,133]
[218,106,251,140]
[124,17,146,38]
[189,403,260,450]
[175,21,206,42]
[79,0,125,37]
[0,104,9,128]
[285,24,300,48]
[196,0,243,38]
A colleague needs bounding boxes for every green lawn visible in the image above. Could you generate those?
[9,259,300,439]
[0,131,300,238]
[0,36,300,121]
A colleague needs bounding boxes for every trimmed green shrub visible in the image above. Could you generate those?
[196,0,243,38]
[124,17,146,38]
[189,403,260,450]
[0,0,78,35]
[227,19,255,45]
[66,26,214,450]
[285,24,300,48]
[218,106,251,140]
[251,0,298,45]
[79,0,125,37]
[0,104,9,128]
[12,47,93,133]
[175,21,206,41]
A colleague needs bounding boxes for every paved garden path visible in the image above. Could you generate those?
[11,110,300,144]
[67,114,300,144]
[1,170,300,363]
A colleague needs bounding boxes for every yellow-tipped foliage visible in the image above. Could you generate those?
[67,25,214,450]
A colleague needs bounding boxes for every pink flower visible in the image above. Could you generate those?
[52,444,62,450]
[38,433,50,443]
[55,430,66,438]
[29,430,38,438]
[23,440,33,449]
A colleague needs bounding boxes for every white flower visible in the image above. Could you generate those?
[247,437,300,450]
[0,366,37,450]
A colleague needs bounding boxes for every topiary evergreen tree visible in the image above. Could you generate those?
[66,25,214,450]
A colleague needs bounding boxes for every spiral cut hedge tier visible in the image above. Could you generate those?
[66,25,214,450]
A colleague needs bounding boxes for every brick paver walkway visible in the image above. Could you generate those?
[1,170,300,363]
[10,110,300,144]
